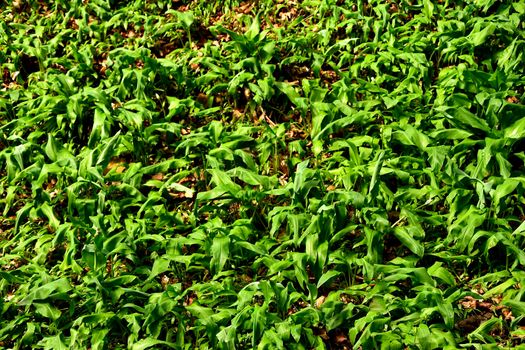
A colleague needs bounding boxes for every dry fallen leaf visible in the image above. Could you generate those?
[335,333,348,343]
[315,295,326,308]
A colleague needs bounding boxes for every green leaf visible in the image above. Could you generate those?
[504,117,525,139]
[34,303,62,320]
[423,0,435,19]
[210,235,230,275]
[450,108,491,133]
[317,270,341,289]
[469,23,496,46]
[38,334,68,350]
[275,81,308,112]
[368,151,385,200]
[147,257,171,281]
[96,131,121,168]
[393,227,425,257]
[131,338,177,350]
[20,278,72,305]
[177,11,194,28]
[428,262,456,286]
[252,305,267,348]
[503,300,525,317]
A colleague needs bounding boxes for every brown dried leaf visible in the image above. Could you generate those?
[460,296,478,309]
[478,301,493,310]
[335,333,348,343]
[315,295,326,308]
[105,159,125,175]
[502,308,514,321]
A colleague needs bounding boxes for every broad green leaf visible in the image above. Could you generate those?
[34,303,62,320]
[210,235,230,275]
[503,300,525,317]
[469,23,496,46]
[147,257,171,281]
[37,334,68,350]
[317,270,341,289]
[393,227,425,257]
[252,305,267,348]
[428,262,456,286]
[450,108,491,133]
[423,0,434,19]
[20,278,72,305]
[504,117,525,139]
[131,338,177,350]
[96,131,121,168]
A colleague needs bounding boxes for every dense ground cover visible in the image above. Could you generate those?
[1,0,525,348]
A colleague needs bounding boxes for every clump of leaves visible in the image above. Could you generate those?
[1,0,525,349]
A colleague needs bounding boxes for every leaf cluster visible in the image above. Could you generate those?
[1,0,525,349]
